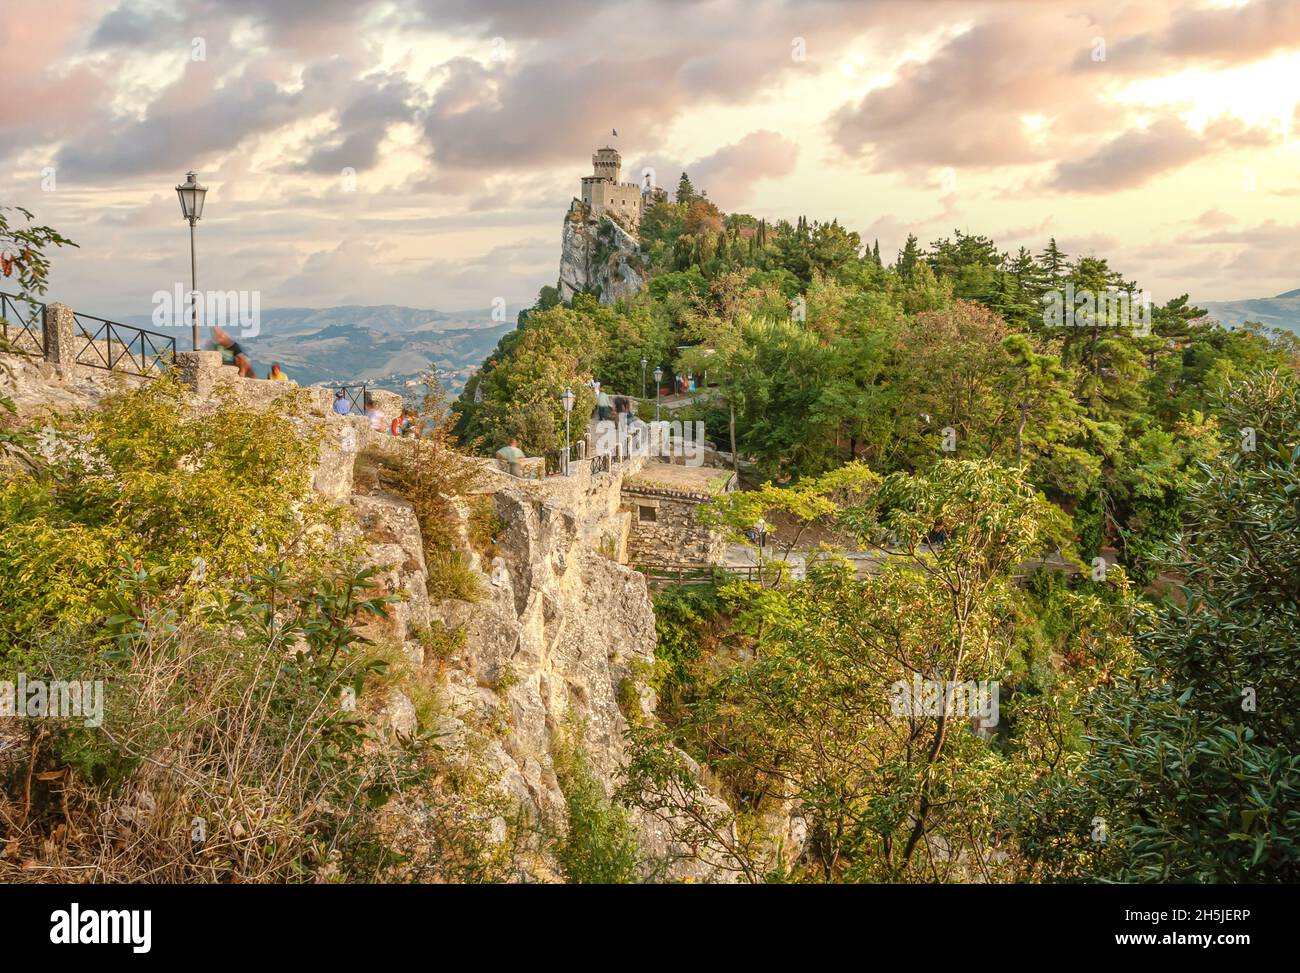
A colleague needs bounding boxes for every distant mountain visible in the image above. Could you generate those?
[1199,289,1300,336]
[123,304,513,396]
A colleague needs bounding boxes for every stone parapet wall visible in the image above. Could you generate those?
[471,451,646,555]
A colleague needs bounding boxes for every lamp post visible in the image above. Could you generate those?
[175,171,209,352]
[653,367,663,421]
[561,385,575,475]
[755,517,769,583]
[640,356,648,399]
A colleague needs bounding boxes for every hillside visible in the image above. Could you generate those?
[1200,288,1300,335]
[121,304,513,395]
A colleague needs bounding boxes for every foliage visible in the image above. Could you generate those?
[0,205,77,301]
[1022,369,1300,882]
[359,374,484,602]
[551,731,641,884]
[0,376,336,663]
[624,462,1101,881]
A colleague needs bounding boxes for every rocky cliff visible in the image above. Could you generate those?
[347,439,722,880]
[557,202,647,306]
[2,350,722,880]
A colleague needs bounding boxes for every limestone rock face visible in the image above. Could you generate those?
[358,456,726,880]
[557,206,646,306]
[2,349,730,881]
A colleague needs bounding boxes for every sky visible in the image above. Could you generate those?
[1,0,1298,320]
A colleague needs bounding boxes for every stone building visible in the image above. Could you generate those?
[576,145,665,238]
[620,462,736,566]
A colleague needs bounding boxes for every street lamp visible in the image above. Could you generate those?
[175,171,208,352]
[755,517,769,583]
[640,356,648,399]
[561,385,575,474]
[653,367,663,421]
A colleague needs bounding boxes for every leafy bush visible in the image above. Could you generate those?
[551,734,640,884]
[0,376,340,665]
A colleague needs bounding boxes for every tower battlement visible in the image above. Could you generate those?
[576,143,659,238]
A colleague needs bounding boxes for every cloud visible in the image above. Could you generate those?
[0,0,105,138]
[54,59,305,180]
[1048,115,1279,194]
[89,2,182,48]
[682,131,799,209]
[1100,0,1300,71]
[267,235,553,309]
[296,73,415,175]
[1194,208,1235,229]
[5,0,1299,316]
[829,11,1124,172]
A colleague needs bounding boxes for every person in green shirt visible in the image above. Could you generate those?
[496,439,525,477]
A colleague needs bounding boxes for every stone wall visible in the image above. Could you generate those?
[581,178,643,234]
[621,488,723,565]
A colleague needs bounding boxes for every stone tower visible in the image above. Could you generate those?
[578,144,644,235]
[592,146,622,182]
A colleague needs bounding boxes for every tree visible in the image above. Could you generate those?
[887,301,1021,469]
[625,461,1072,881]
[675,172,697,206]
[896,234,922,281]
[1037,237,1069,291]
[1028,369,1300,882]
[0,206,77,305]
[683,198,724,237]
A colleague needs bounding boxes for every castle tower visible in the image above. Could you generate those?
[592,146,622,183]
[575,144,643,239]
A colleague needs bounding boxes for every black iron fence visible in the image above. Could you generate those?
[73,311,176,377]
[0,293,44,357]
[330,383,368,415]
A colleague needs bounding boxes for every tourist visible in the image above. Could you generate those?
[268,363,289,381]
[363,393,385,431]
[391,408,417,437]
[496,438,525,478]
[597,387,612,421]
[332,389,352,416]
[213,327,252,378]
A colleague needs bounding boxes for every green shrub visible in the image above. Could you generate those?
[552,734,641,884]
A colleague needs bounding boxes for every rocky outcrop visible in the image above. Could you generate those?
[557,203,647,306]
[334,440,727,880]
[0,352,148,415]
[2,350,728,881]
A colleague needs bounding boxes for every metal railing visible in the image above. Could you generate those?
[73,311,176,376]
[0,293,44,357]
[553,420,651,476]
[633,562,788,589]
[330,383,368,415]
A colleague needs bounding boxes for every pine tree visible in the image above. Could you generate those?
[675,172,696,206]
[896,234,921,281]
[1037,237,1069,290]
